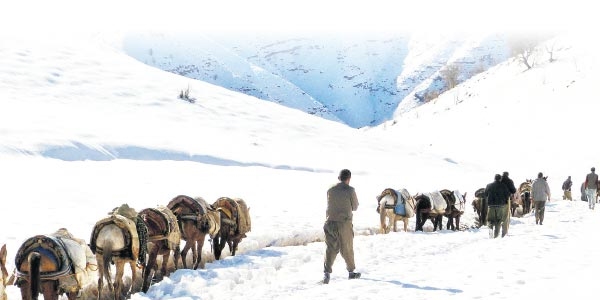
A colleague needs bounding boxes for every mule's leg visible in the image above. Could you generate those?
[114,262,125,300]
[402,218,408,232]
[96,255,105,300]
[231,240,239,256]
[66,291,79,300]
[180,242,192,269]
[379,206,387,234]
[213,236,223,260]
[191,241,199,270]
[173,246,181,271]
[193,238,206,270]
[41,282,58,300]
[161,253,169,278]
[129,261,138,296]
[142,245,159,293]
[19,283,32,300]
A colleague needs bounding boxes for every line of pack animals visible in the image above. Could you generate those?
[376,179,542,235]
[0,180,555,300]
[0,195,251,300]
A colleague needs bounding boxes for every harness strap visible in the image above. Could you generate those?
[148,236,168,242]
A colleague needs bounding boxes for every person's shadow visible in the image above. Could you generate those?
[359,277,463,294]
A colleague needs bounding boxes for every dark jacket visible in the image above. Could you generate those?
[485,181,511,206]
[501,176,517,195]
[562,178,572,191]
[585,172,598,189]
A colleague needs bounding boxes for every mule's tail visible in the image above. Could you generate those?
[28,252,41,300]
[102,240,114,290]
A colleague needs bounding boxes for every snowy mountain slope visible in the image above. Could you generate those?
[122,31,511,128]
[0,32,461,178]
[373,33,599,179]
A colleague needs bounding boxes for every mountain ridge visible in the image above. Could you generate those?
[123,31,512,127]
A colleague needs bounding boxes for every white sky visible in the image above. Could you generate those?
[1,0,594,34]
[1,13,600,300]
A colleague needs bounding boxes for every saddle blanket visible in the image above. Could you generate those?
[428,191,447,213]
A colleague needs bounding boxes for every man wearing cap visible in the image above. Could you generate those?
[532,172,551,224]
[322,169,360,284]
[585,167,598,210]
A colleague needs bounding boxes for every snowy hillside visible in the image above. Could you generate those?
[122,31,511,128]
[2,28,600,300]
[374,33,599,178]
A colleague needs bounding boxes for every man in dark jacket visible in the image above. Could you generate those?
[501,172,517,237]
[484,174,511,238]
[322,169,360,284]
[562,176,573,200]
[584,168,598,209]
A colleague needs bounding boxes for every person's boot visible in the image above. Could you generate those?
[348,272,361,279]
[322,272,330,284]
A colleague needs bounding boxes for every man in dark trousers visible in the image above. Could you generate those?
[501,172,517,237]
[485,174,511,238]
[562,176,573,200]
[322,169,360,284]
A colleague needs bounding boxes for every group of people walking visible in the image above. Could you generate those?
[321,167,598,283]
[565,167,599,210]
[484,171,551,239]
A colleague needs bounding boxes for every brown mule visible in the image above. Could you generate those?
[212,197,251,260]
[138,206,181,292]
[14,229,96,300]
[167,195,220,270]
[439,189,466,231]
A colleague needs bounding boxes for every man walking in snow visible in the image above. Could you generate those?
[562,176,573,201]
[584,168,598,209]
[484,174,511,238]
[501,171,517,237]
[322,169,360,284]
[532,172,551,224]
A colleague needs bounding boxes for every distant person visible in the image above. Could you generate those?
[584,167,598,209]
[322,169,360,284]
[562,176,573,201]
[501,171,517,237]
[484,174,511,238]
[531,172,551,224]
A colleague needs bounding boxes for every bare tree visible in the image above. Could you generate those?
[510,37,539,70]
[546,42,556,63]
[440,64,461,89]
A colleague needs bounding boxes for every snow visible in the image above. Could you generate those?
[1,1,600,299]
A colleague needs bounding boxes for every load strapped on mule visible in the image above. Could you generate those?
[140,206,181,250]
[213,197,251,238]
[14,228,97,295]
[90,204,148,266]
[424,191,448,214]
[376,188,415,217]
[167,195,221,239]
[375,188,416,233]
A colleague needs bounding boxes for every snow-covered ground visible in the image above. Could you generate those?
[1,1,599,299]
